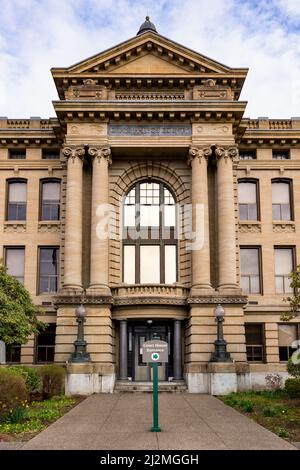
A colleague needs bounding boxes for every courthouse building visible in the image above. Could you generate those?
[1,17,300,394]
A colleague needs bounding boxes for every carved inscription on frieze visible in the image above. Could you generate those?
[108,124,192,136]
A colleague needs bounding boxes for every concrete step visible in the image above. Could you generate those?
[114,380,187,393]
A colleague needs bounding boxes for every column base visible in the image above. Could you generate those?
[190,284,216,296]
[60,285,84,295]
[217,284,243,296]
[86,284,111,296]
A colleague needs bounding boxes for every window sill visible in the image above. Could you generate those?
[273,221,295,232]
[3,221,26,232]
[238,221,261,233]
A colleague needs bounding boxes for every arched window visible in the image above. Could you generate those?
[123,181,177,284]
[40,179,60,221]
[7,179,27,220]
[272,179,292,221]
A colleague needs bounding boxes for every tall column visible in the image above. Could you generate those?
[62,145,85,290]
[189,146,212,294]
[87,146,111,294]
[215,145,238,291]
[173,320,182,380]
[119,320,128,380]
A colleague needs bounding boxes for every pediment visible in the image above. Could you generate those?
[55,32,243,76]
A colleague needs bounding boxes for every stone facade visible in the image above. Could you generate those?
[1,21,299,394]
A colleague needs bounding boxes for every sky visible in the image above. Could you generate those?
[0,0,300,118]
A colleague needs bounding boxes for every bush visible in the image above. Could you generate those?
[262,406,277,417]
[39,365,66,399]
[284,378,300,398]
[0,368,27,403]
[239,400,254,413]
[9,366,41,395]
[287,356,300,378]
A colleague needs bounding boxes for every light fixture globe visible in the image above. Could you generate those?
[75,304,86,318]
[214,304,225,318]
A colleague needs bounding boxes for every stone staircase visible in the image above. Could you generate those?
[114,380,187,393]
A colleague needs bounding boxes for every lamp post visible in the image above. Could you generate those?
[211,304,232,363]
[69,304,90,363]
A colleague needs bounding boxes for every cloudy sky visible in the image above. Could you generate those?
[0,0,299,118]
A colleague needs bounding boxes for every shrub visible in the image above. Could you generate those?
[262,406,277,417]
[0,368,27,403]
[284,378,300,398]
[276,427,289,438]
[239,400,253,413]
[39,365,66,399]
[265,373,283,391]
[287,356,300,378]
[9,366,41,395]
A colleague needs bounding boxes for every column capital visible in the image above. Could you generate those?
[62,145,85,161]
[188,145,212,165]
[88,145,112,165]
[215,145,238,161]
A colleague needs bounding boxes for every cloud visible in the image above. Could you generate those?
[0,0,299,118]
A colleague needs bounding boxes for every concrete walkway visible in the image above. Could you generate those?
[21,393,295,450]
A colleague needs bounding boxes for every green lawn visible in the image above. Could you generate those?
[219,390,300,442]
[0,396,79,441]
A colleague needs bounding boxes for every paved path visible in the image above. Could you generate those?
[21,393,295,450]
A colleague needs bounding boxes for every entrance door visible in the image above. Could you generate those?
[133,325,168,381]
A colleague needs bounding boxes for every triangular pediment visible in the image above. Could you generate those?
[53,32,245,77]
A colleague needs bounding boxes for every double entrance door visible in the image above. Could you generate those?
[131,323,172,381]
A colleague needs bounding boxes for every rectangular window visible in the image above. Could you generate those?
[140,245,160,283]
[42,149,60,160]
[238,182,258,220]
[8,149,26,159]
[274,248,294,294]
[5,247,25,284]
[272,181,291,220]
[41,181,60,220]
[6,344,21,363]
[36,324,56,363]
[39,247,59,294]
[240,247,261,294]
[272,150,290,160]
[165,245,177,284]
[245,324,264,362]
[123,245,135,284]
[278,324,298,361]
[7,181,27,220]
[239,150,257,160]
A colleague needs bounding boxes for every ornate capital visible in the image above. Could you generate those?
[188,145,212,165]
[62,145,85,161]
[88,145,112,165]
[215,145,238,161]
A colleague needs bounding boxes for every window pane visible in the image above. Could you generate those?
[272,205,281,220]
[239,204,248,220]
[284,276,293,293]
[164,205,175,226]
[241,276,250,293]
[248,204,258,220]
[9,182,27,202]
[240,248,259,275]
[238,182,257,204]
[140,182,160,204]
[245,324,263,345]
[123,246,135,284]
[140,245,160,283]
[42,182,60,201]
[250,276,260,294]
[165,245,176,284]
[272,182,290,204]
[6,248,25,282]
[275,249,293,275]
[124,205,135,226]
[278,324,297,347]
[281,204,291,220]
[140,205,159,226]
[275,277,284,294]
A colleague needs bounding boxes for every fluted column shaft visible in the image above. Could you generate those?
[88,146,111,292]
[189,146,212,293]
[62,145,85,290]
[216,145,238,290]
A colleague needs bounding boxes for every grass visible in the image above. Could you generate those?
[0,396,80,441]
[219,390,300,442]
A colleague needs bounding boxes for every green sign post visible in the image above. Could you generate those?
[142,339,168,433]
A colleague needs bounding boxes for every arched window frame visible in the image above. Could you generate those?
[122,180,178,285]
[238,178,260,221]
[271,178,293,221]
[39,178,61,221]
[6,178,27,221]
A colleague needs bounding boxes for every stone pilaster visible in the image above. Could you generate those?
[188,145,213,294]
[62,145,85,290]
[215,145,239,292]
[87,145,111,294]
